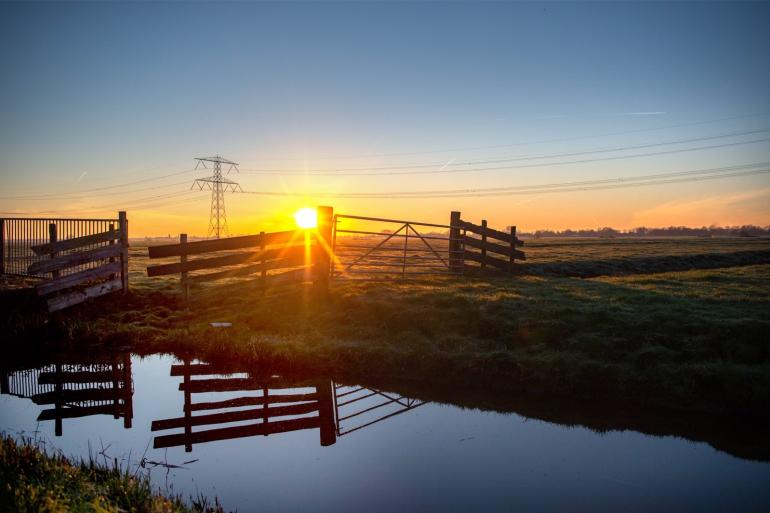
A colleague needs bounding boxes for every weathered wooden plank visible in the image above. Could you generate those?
[186,263,263,284]
[151,401,320,431]
[187,393,319,411]
[47,278,123,313]
[460,220,524,246]
[27,244,123,275]
[146,246,309,277]
[153,416,321,449]
[36,262,121,296]
[38,370,115,384]
[179,377,314,393]
[463,249,512,270]
[31,230,121,256]
[37,405,123,421]
[31,387,121,405]
[148,230,305,258]
[463,236,526,260]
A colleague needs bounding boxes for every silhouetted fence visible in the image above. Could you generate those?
[146,207,334,298]
[20,212,129,312]
[0,215,124,278]
[332,210,525,280]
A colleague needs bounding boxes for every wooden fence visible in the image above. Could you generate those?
[331,210,525,280]
[146,206,334,298]
[23,212,129,312]
[452,211,526,272]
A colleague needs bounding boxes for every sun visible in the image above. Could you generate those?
[293,207,317,229]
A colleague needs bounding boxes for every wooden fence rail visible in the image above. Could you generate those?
[23,212,128,312]
[146,206,334,298]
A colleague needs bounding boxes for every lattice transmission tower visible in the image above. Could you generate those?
[192,155,243,238]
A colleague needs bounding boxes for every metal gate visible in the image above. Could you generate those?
[331,214,462,281]
[0,216,120,277]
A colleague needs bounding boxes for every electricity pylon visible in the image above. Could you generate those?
[192,155,243,238]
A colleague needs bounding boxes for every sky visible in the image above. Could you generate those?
[1,1,769,236]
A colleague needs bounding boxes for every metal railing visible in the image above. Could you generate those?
[332,214,464,281]
[0,217,118,277]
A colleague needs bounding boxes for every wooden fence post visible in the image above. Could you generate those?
[180,233,189,300]
[0,218,5,275]
[259,231,266,289]
[108,223,116,280]
[509,225,517,273]
[449,211,462,273]
[480,219,487,271]
[118,211,129,292]
[315,206,333,294]
[49,223,59,280]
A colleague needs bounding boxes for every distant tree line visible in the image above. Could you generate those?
[517,225,770,239]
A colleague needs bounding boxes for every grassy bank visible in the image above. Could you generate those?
[0,435,224,513]
[3,244,769,420]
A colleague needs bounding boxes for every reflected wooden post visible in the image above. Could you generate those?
[111,354,120,419]
[316,380,336,447]
[0,369,8,395]
[54,363,63,436]
[118,211,128,292]
[314,206,333,295]
[183,358,192,452]
[449,211,462,274]
[122,353,132,429]
[180,234,189,300]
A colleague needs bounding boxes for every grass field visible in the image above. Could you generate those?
[0,436,225,513]
[3,237,769,420]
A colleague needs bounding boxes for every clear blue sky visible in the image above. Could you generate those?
[1,1,769,234]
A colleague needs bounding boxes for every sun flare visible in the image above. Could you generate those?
[293,207,317,229]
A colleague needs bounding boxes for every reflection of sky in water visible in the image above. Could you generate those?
[1,354,769,513]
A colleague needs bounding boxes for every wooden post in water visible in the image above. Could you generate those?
[180,233,189,299]
[449,211,462,274]
[49,223,59,280]
[509,225,517,273]
[480,219,487,271]
[315,206,333,295]
[118,211,129,292]
[0,218,5,275]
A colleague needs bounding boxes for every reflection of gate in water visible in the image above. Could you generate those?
[0,353,133,436]
[333,383,425,436]
[150,360,427,452]
[151,361,337,452]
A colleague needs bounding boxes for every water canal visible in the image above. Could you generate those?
[1,351,768,512]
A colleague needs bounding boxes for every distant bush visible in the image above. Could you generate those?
[525,225,770,238]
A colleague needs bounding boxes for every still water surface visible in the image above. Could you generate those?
[1,352,768,513]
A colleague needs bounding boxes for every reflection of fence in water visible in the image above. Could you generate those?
[333,384,425,436]
[151,361,337,452]
[0,354,133,436]
[150,360,427,452]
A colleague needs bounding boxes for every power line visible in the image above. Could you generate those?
[238,127,770,174]
[241,137,770,177]
[236,112,770,162]
[239,162,770,199]
[0,180,193,201]
[0,168,199,200]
